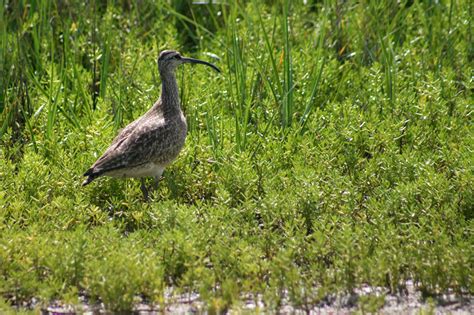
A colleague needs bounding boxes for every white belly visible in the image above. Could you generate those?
[107,163,164,179]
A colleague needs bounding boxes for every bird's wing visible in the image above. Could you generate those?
[86,117,171,176]
[109,100,162,146]
[110,120,140,146]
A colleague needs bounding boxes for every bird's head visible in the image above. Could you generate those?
[157,50,220,74]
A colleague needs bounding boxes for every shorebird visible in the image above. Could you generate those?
[82,50,220,199]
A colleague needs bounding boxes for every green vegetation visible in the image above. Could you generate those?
[1,0,472,312]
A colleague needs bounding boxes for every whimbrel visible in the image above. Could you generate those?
[82,50,220,199]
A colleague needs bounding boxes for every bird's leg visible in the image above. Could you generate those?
[140,178,149,201]
[152,176,161,191]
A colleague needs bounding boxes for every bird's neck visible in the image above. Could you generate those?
[159,70,181,115]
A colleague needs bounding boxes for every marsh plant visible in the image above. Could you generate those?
[0,0,472,313]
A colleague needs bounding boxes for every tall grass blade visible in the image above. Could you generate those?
[254,1,283,102]
[45,34,57,141]
[226,4,254,152]
[281,0,293,128]
[299,23,326,131]
[99,42,110,100]
[379,34,396,111]
[0,0,6,115]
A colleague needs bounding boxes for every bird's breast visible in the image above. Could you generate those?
[151,112,187,165]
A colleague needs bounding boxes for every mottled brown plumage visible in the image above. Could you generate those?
[82,50,220,198]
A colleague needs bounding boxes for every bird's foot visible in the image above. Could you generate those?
[140,177,161,201]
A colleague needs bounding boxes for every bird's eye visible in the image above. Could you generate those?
[174,55,181,59]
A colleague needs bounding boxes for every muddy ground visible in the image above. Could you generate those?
[33,281,472,314]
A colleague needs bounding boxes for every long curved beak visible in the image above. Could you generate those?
[182,57,221,73]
